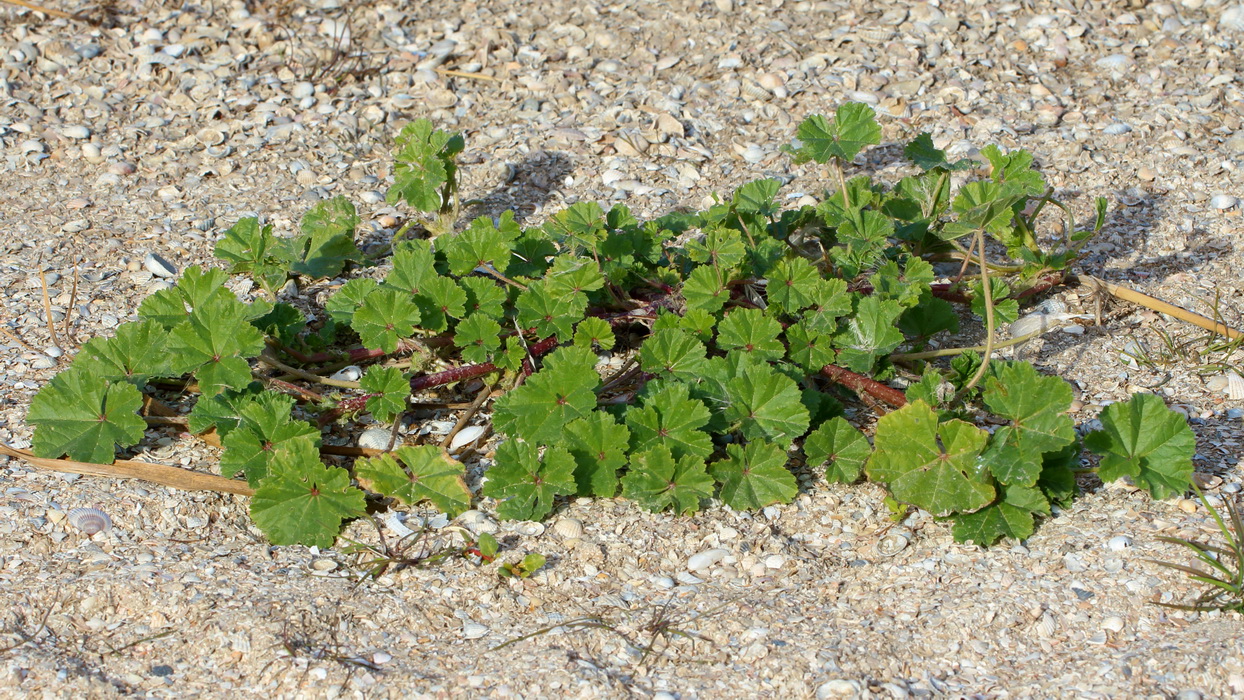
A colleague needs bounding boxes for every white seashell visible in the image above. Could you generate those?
[764,554,785,569]
[1033,298,1067,315]
[67,507,112,535]
[449,425,487,452]
[61,125,91,139]
[358,427,392,450]
[462,622,489,640]
[1102,122,1133,135]
[457,509,498,535]
[552,518,584,540]
[1210,194,1238,210]
[329,365,362,382]
[143,253,177,278]
[1095,53,1133,71]
[1107,535,1133,551]
[1226,371,1244,400]
[195,128,225,146]
[1035,612,1058,638]
[687,548,729,572]
[384,511,417,539]
[876,530,910,557]
[1220,5,1244,31]
[515,521,546,537]
[1101,615,1126,633]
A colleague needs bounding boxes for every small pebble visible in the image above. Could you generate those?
[371,651,392,665]
[143,253,177,278]
[1136,166,1156,181]
[310,558,337,572]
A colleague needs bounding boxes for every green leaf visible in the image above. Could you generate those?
[970,279,1019,325]
[417,276,467,332]
[783,103,882,164]
[621,445,713,514]
[355,445,470,516]
[359,366,411,423]
[214,218,293,295]
[573,317,615,351]
[951,495,1036,546]
[710,441,798,510]
[686,226,746,270]
[493,349,599,443]
[454,314,502,364]
[482,441,577,521]
[1039,439,1081,508]
[460,277,507,320]
[982,144,1046,198]
[767,256,822,314]
[75,320,172,386]
[1084,393,1196,500]
[904,133,974,172]
[682,266,730,314]
[723,361,811,447]
[898,294,959,340]
[351,287,421,353]
[803,417,870,484]
[477,532,499,559]
[186,382,269,438]
[626,381,714,459]
[866,400,996,517]
[784,321,835,373]
[946,181,1023,241]
[444,213,519,276]
[249,440,367,547]
[868,257,934,310]
[562,413,630,497]
[716,308,784,362]
[547,256,605,297]
[387,119,463,212]
[325,278,378,326]
[979,362,1076,486]
[220,401,320,485]
[508,231,557,279]
[733,178,782,218]
[28,368,146,463]
[638,328,708,382]
[544,201,606,253]
[136,266,233,329]
[384,240,438,297]
[516,279,584,342]
[799,278,853,334]
[167,295,266,396]
[830,209,893,278]
[833,296,905,374]
[291,195,362,279]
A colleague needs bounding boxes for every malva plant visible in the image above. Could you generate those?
[23,104,1200,548]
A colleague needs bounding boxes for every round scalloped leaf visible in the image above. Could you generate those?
[866,400,995,517]
[562,413,630,497]
[710,440,798,511]
[249,440,367,547]
[359,366,411,424]
[482,441,577,521]
[980,361,1076,486]
[28,368,146,464]
[803,417,870,484]
[621,445,713,515]
[1084,392,1195,500]
[355,445,470,516]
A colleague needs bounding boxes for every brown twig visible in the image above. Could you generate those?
[38,269,63,353]
[0,443,254,496]
[64,261,78,345]
[435,67,502,82]
[258,350,360,389]
[0,326,37,353]
[1069,274,1243,341]
[440,382,494,449]
[0,0,76,19]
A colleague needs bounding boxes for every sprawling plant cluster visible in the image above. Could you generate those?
[26,105,1197,548]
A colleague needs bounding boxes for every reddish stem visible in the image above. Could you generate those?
[409,336,559,392]
[819,364,908,408]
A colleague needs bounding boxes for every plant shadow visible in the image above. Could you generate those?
[463,151,577,225]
